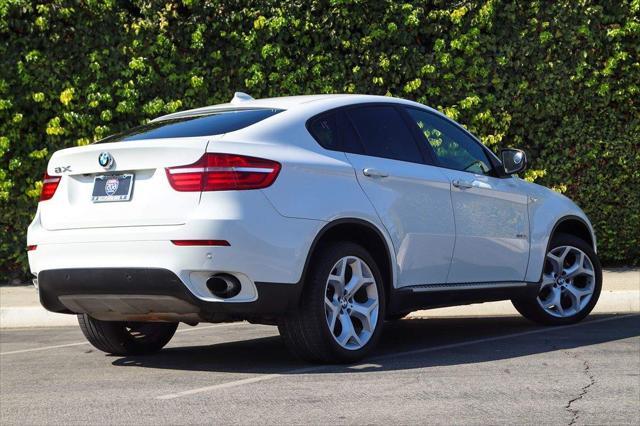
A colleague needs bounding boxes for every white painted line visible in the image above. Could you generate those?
[156,313,637,400]
[349,363,382,370]
[0,341,90,356]
[157,374,282,400]
[157,367,320,400]
[0,322,247,356]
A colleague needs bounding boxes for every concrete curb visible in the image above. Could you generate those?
[1,306,79,328]
[1,290,638,329]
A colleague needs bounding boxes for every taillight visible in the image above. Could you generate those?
[166,153,281,192]
[39,172,61,201]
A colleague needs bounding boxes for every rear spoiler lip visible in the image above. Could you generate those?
[151,107,285,123]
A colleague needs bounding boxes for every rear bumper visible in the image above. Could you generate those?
[38,268,302,323]
[28,189,325,286]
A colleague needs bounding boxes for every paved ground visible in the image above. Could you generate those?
[1,314,638,425]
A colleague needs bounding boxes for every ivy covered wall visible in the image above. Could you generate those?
[1,1,638,281]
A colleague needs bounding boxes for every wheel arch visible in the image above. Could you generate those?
[549,215,595,251]
[298,218,396,305]
[528,214,598,283]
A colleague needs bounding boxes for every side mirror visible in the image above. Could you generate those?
[500,148,527,175]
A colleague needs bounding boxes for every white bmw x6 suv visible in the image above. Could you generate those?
[28,93,601,363]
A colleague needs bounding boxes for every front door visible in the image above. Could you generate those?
[440,170,530,282]
[403,107,530,283]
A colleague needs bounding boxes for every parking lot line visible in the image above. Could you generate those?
[0,322,246,356]
[156,313,636,400]
[0,341,91,356]
[157,374,284,400]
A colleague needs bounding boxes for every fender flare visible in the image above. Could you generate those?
[298,217,397,292]
[548,214,595,251]
[533,214,596,283]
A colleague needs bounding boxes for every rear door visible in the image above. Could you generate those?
[335,105,456,286]
[403,107,530,283]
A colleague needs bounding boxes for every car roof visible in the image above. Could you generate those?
[152,94,439,122]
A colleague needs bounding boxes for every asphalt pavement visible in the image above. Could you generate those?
[1,314,638,425]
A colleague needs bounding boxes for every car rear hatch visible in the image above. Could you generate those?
[39,107,284,231]
[41,138,209,230]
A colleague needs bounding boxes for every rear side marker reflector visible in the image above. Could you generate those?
[166,153,280,192]
[40,173,61,201]
[27,245,37,251]
[171,240,230,246]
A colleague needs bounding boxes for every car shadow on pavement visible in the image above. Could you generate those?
[111,314,639,374]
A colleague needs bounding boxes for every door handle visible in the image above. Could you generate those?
[452,179,473,189]
[363,168,389,178]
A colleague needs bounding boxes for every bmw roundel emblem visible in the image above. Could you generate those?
[98,152,114,169]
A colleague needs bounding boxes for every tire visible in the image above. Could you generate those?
[512,233,602,325]
[278,241,386,363]
[77,314,178,355]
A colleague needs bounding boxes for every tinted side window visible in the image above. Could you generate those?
[308,111,364,154]
[337,112,364,154]
[346,106,422,163]
[98,109,282,143]
[308,112,339,150]
[405,108,492,175]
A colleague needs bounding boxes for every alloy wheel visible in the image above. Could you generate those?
[324,256,379,350]
[537,245,596,318]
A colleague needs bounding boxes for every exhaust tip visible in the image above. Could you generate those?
[206,274,241,299]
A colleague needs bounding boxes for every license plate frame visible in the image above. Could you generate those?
[91,173,134,203]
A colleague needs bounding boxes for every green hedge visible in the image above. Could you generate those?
[1,0,638,281]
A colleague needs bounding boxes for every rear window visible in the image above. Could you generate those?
[97,109,282,143]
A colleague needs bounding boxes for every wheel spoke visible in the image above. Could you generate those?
[350,299,379,332]
[540,273,556,288]
[564,251,584,279]
[344,259,373,299]
[350,258,363,279]
[542,286,564,316]
[325,296,340,333]
[565,283,592,308]
[546,247,568,275]
[344,276,366,299]
[337,312,357,346]
[328,258,347,294]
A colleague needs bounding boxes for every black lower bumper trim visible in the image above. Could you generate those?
[37,268,302,320]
